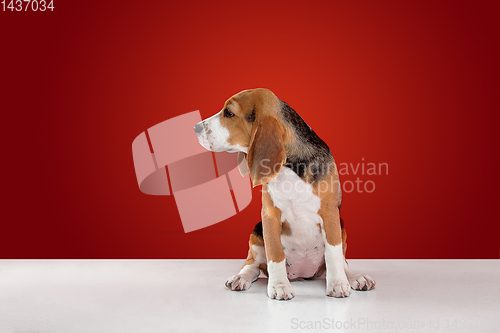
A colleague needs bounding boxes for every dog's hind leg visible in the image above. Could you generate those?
[344,261,376,291]
[225,222,267,291]
[341,222,376,291]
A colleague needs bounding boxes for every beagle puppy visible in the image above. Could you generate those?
[194,88,375,300]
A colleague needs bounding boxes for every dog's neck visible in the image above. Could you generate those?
[279,100,333,181]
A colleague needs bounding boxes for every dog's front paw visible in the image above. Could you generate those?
[268,281,294,300]
[326,278,351,298]
[348,274,375,291]
[225,274,252,291]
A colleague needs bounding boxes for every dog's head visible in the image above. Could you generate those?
[194,88,288,187]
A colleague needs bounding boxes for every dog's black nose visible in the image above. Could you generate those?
[194,123,204,135]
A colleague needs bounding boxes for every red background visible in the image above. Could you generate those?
[1,1,499,259]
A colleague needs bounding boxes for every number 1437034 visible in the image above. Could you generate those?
[2,0,54,11]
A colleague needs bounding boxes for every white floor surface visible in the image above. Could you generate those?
[0,260,499,333]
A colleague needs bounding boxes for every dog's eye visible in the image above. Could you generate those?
[224,108,235,118]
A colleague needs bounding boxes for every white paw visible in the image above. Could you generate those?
[225,274,252,291]
[326,279,351,298]
[268,282,294,300]
[348,274,375,291]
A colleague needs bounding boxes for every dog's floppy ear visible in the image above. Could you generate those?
[246,116,286,187]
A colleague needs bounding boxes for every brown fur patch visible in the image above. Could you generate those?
[249,233,264,247]
[225,117,252,148]
[341,218,347,257]
[244,246,258,267]
[314,166,343,247]
[319,204,342,246]
[281,221,292,236]
[259,263,269,277]
[261,184,286,263]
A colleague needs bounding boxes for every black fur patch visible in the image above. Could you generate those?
[284,155,308,178]
[246,109,256,123]
[252,221,263,238]
[280,100,332,181]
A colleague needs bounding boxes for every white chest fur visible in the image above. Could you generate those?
[267,167,325,279]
